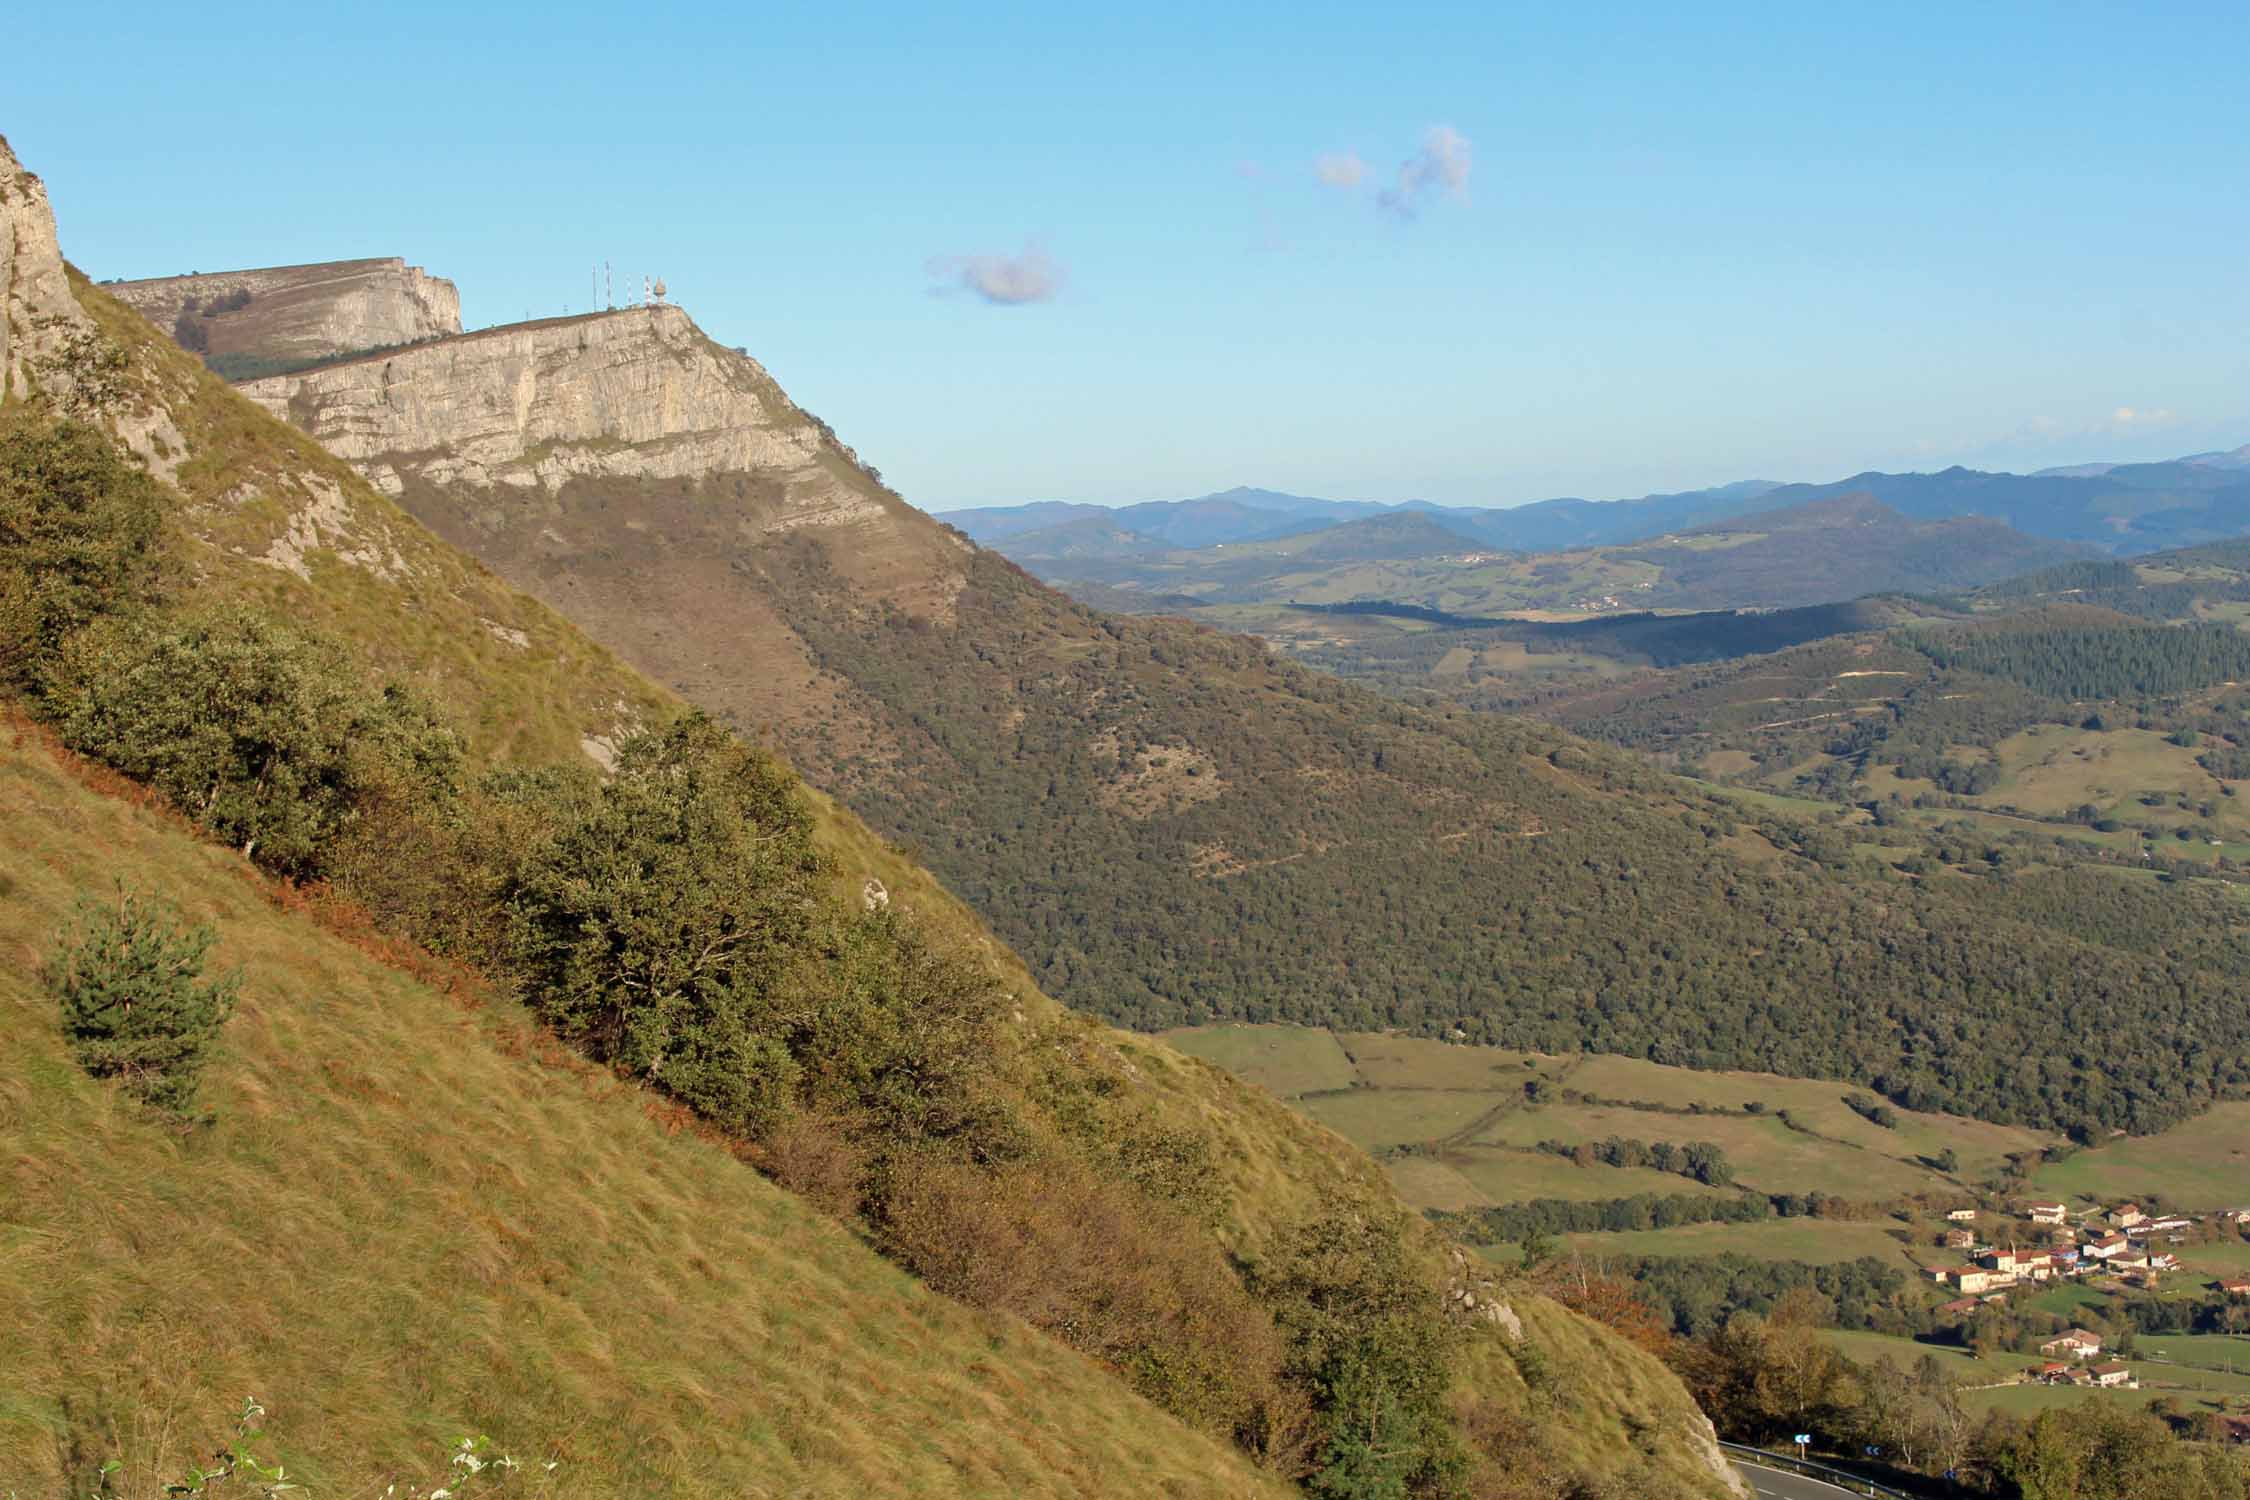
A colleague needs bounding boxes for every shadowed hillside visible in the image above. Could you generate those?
[218,277,2250,1138]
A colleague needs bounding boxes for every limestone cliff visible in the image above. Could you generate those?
[108,256,460,372]
[1,133,96,401]
[236,305,968,738]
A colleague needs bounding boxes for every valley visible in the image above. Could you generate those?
[8,67,2250,1492]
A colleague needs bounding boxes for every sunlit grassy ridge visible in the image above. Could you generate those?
[0,722,1289,1498]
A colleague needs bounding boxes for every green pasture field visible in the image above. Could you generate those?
[1335,1032,1553,1091]
[1818,1329,1988,1374]
[1559,1055,2051,1181]
[2138,1335,2250,1377]
[1441,1146,1711,1207]
[1989,725,2232,820]
[1477,1103,1943,1197]
[2031,1103,2250,1211]
[1167,1025,2062,1230]
[1158,1022,1356,1098]
[1301,1089,1514,1150]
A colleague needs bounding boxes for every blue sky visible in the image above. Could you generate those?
[11,1,2248,507]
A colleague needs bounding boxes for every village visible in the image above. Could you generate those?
[1925,1200,2250,1402]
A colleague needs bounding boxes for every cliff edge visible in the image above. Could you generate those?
[107,256,460,374]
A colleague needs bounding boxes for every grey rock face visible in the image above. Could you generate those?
[0,133,93,399]
[108,257,461,367]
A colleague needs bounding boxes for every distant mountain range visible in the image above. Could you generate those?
[941,444,2250,559]
[951,488,2088,618]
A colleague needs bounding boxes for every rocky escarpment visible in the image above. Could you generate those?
[108,257,460,372]
[2,133,99,401]
[237,305,968,737]
[1,134,185,471]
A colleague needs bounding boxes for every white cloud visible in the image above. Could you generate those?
[1314,151,1369,189]
[926,244,1064,305]
[2109,405,2178,429]
[1378,125,1472,218]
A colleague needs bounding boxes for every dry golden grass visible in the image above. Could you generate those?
[0,726,1287,1500]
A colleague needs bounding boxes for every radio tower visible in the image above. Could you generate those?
[605,261,612,311]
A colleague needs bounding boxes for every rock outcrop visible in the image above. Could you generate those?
[1,133,95,400]
[235,304,967,741]
[242,307,884,524]
[1,134,186,473]
[107,257,460,371]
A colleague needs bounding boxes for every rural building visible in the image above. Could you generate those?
[2087,1362,2133,1388]
[1944,1229,1977,1249]
[2218,1279,2250,1297]
[1945,1208,1978,1222]
[1950,1268,2004,1295]
[2026,1202,2069,1225]
[2112,1204,2147,1228]
[2037,1362,2073,1383]
[1939,1297,1981,1316]
[2039,1330,2102,1360]
[2084,1234,2128,1260]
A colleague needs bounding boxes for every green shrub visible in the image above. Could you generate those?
[503,712,826,1134]
[45,608,460,876]
[1248,1208,1469,1498]
[44,886,240,1113]
[0,412,166,689]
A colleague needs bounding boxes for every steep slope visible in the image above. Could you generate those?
[3,132,1744,1500]
[0,722,1286,1499]
[215,246,2250,1136]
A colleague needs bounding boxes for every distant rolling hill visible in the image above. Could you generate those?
[1008,492,2085,618]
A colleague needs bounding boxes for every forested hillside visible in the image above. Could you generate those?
[755,544,2250,1136]
[200,218,2250,1141]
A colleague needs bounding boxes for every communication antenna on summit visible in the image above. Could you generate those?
[605,261,612,310]
[652,276,667,305]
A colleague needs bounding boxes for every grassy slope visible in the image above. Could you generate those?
[0,725,1285,1499]
[16,276,1742,1496]
[2031,1103,2250,1211]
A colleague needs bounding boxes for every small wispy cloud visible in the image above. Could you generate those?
[1378,125,1472,218]
[1313,127,1472,218]
[2109,405,2179,430]
[1314,151,1369,189]
[926,244,1064,305]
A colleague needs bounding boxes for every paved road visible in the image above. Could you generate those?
[1732,1459,1885,1500]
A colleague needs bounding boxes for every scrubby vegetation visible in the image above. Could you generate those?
[0,412,165,688]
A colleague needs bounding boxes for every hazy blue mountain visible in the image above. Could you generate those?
[1305,510,1490,559]
[943,441,2250,564]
